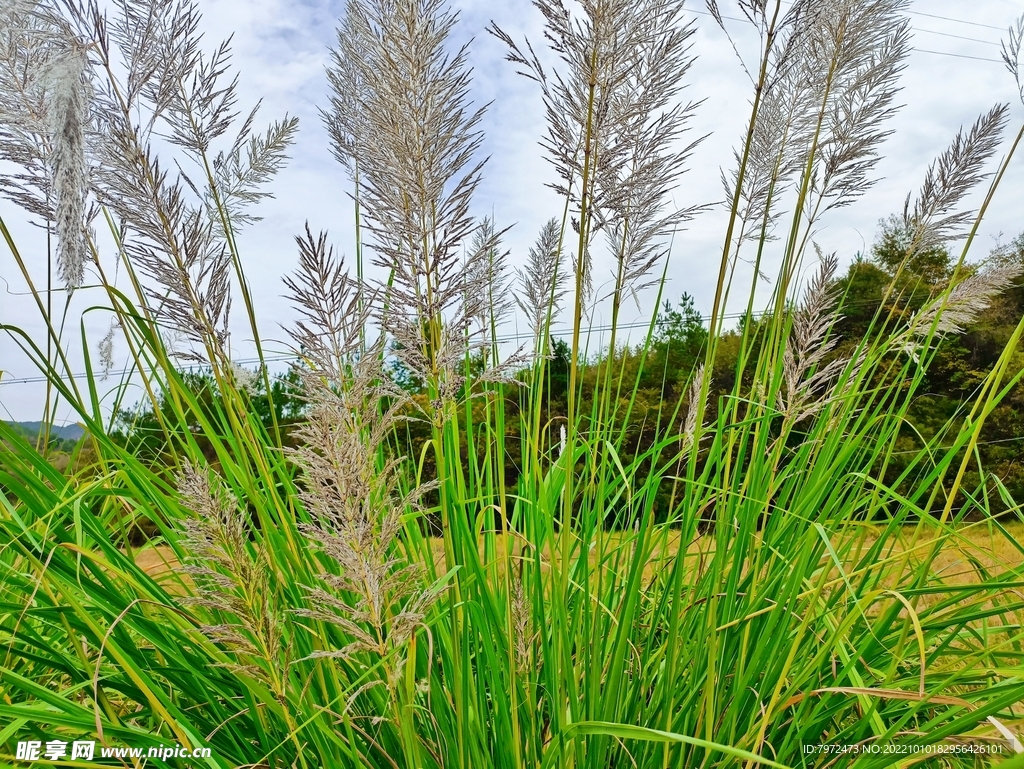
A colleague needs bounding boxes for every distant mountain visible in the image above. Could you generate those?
[4,421,85,442]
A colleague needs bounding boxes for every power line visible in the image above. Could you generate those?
[773,0,1013,33]
[682,6,749,24]
[916,49,1004,64]
[916,27,1002,47]
[0,289,981,386]
[692,3,1008,65]
[0,311,761,386]
[907,10,1007,32]
[0,286,997,387]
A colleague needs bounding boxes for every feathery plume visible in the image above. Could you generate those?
[894,261,1021,360]
[721,0,911,264]
[283,215,441,683]
[464,217,513,337]
[899,105,1010,259]
[802,0,911,214]
[778,249,848,420]
[0,0,35,17]
[715,0,813,254]
[721,41,810,250]
[325,0,490,406]
[510,574,534,675]
[208,112,299,233]
[517,218,568,346]
[178,463,286,687]
[228,362,258,396]
[1001,14,1024,105]
[464,218,533,380]
[681,363,709,448]
[62,0,296,360]
[283,224,371,379]
[0,3,57,221]
[39,47,89,288]
[491,0,702,308]
[291,366,441,685]
[596,6,702,304]
[97,318,118,380]
[0,2,98,288]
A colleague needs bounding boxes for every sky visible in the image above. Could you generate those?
[2,0,1023,423]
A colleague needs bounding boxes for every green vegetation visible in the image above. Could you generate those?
[2,1,1024,768]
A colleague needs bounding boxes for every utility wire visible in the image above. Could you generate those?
[0,291,977,386]
[2,303,798,385]
[0,284,997,387]
[759,0,1012,61]
[916,49,1004,63]
[0,318,726,385]
[916,27,1003,47]
[908,10,1007,32]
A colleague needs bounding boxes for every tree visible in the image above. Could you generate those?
[645,293,708,393]
[871,214,952,287]
[835,223,1024,514]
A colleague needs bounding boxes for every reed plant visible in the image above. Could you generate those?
[2,0,1024,766]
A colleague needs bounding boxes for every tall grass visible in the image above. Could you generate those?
[2,0,1024,767]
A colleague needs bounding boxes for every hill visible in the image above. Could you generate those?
[3,421,85,444]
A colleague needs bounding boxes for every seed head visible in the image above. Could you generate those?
[517,218,568,348]
[492,0,701,308]
[284,223,371,380]
[290,365,442,687]
[682,363,709,447]
[325,0,489,404]
[38,48,89,288]
[1001,14,1024,106]
[899,105,1009,263]
[894,260,1021,361]
[178,463,287,688]
[778,249,849,421]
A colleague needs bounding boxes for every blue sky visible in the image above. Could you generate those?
[2,0,1023,422]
